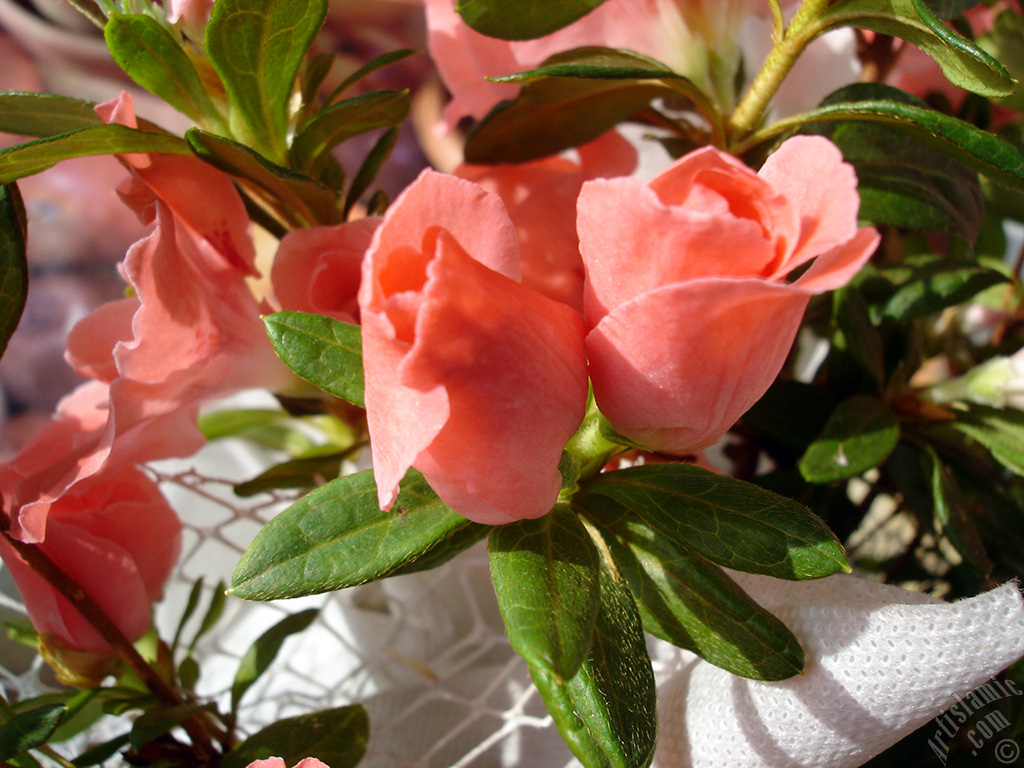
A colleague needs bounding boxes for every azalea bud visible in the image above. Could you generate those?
[577,136,879,452]
[926,349,1024,410]
[359,169,588,525]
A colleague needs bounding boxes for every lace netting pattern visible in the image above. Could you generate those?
[1,437,676,768]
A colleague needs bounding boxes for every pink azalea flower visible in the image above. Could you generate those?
[0,456,181,654]
[359,169,588,525]
[577,135,880,452]
[2,92,291,541]
[455,130,636,312]
[425,0,756,123]
[246,759,330,768]
[424,0,854,126]
[271,217,381,324]
[72,93,290,398]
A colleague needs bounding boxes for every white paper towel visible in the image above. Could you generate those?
[653,573,1024,768]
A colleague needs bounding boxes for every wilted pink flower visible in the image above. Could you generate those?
[456,130,636,312]
[0,380,199,544]
[67,92,291,428]
[359,169,588,525]
[1,93,291,540]
[0,458,180,654]
[271,218,381,324]
[578,135,879,451]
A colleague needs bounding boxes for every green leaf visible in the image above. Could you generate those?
[578,464,848,580]
[580,496,803,680]
[200,408,292,441]
[230,469,489,600]
[233,449,355,497]
[742,381,835,450]
[206,0,328,162]
[924,0,979,19]
[301,52,337,111]
[977,9,1024,112]
[4,619,37,647]
[325,49,417,105]
[291,90,410,178]
[863,255,1008,322]
[178,657,200,690]
[924,444,992,574]
[0,184,28,358]
[951,403,1024,476]
[188,581,227,651]
[456,0,609,40]
[170,578,205,654]
[800,395,900,482]
[9,752,42,768]
[128,705,201,750]
[344,126,398,218]
[198,408,336,452]
[46,690,104,744]
[489,508,600,681]
[805,85,983,239]
[105,14,222,127]
[186,129,342,227]
[0,93,101,139]
[821,0,1014,97]
[222,706,368,768]
[0,126,189,184]
[71,734,130,767]
[264,311,364,407]
[231,609,318,712]
[0,704,66,761]
[747,90,1024,192]
[529,559,657,768]
[366,188,390,216]
[464,47,716,164]
[833,286,886,386]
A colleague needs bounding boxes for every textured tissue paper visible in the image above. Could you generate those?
[653,573,1024,768]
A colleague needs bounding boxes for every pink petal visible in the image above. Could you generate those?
[364,170,520,308]
[0,468,180,652]
[458,130,636,313]
[244,759,288,768]
[65,298,138,382]
[576,129,639,178]
[399,229,588,524]
[423,0,521,123]
[587,278,811,452]
[360,169,587,522]
[271,218,380,323]
[794,227,881,293]
[362,306,450,513]
[758,135,864,277]
[578,175,774,326]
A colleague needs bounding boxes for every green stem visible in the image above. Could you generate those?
[36,744,79,768]
[767,0,786,39]
[727,0,832,145]
[65,0,107,29]
[560,391,627,500]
